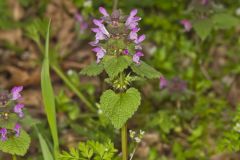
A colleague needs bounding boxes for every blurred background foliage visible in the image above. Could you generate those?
[0,0,240,159]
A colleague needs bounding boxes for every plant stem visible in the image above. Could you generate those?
[12,155,17,160]
[121,123,128,160]
[52,65,96,112]
[192,37,202,91]
[113,0,119,10]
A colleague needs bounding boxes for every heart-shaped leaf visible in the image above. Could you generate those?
[100,88,141,129]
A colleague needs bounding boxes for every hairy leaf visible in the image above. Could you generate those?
[212,13,239,29]
[80,62,104,76]
[193,18,213,41]
[131,61,161,79]
[103,56,131,78]
[100,88,141,129]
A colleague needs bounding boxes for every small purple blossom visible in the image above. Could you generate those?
[11,86,23,100]
[180,19,192,32]
[123,49,129,55]
[89,40,99,46]
[125,9,141,29]
[92,47,106,63]
[159,76,168,89]
[129,28,140,41]
[75,13,88,34]
[14,123,21,137]
[14,104,24,118]
[99,7,109,17]
[134,34,145,44]
[93,19,110,37]
[133,51,144,64]
[0,128,7,141]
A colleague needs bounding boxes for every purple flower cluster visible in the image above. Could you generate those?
[90,7,145,64]
[160,77,187,93]
[0,86,24,141]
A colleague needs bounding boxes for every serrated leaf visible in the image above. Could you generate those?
[212,13,239,29]
[100,88,141,129]
[193,18,213,41]
[0,130,30,156]
[80,62,104,76]
[131,61,161,79]
[103,56,131,78]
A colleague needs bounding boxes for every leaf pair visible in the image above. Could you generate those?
[193,13,239,41]
[80,56,161,80]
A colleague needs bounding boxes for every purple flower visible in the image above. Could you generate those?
[75,13,88,34]
[168,77,187,93]
[133,51,144,64]
[14,123,21,137]
[89,40,99,46]
[123,49,129,55]
[14,104,24,118]
[92,47,106,63]
[0,128,7,141]
[180,19,192,32]
[99,7,109,17]
[91,28,107,41]
[93,19,110,37]
[159,76,168,89]
[125,9,141,29]
[11,86,23,100]
[129,28,140,41]
[134,34,145,44]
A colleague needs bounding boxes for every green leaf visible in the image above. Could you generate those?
[100,88,141,129]
[38,132,54,160]
[131,61,161,79]
[80,62,104,76]
[212,13,239,29]
[193,18,213,41]
[103,56,131,78]
[41,20,59,158]
[0,130,30,156]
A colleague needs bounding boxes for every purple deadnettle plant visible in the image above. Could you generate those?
[89,7,146,65]
[0,86,30,156]
[80,7,161,160]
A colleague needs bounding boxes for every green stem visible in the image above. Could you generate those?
[121,123,128,160]
[51,65,96,112]
[12,155,17,160]
[113,0,119,10]
[192,37,202,91]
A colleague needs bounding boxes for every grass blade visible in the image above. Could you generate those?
[41,20,59,159]
[38,132,54,160]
